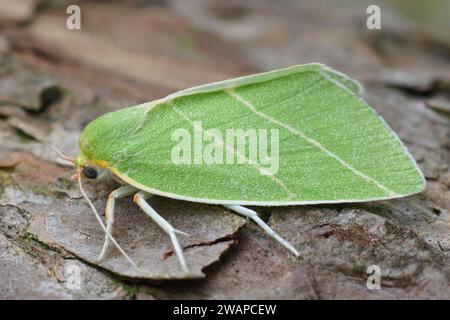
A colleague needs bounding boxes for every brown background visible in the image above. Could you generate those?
[0,0,449,299]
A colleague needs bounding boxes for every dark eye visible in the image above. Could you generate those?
[82,166,98,179]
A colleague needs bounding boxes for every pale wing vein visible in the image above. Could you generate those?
[169,102,296,199]
[226,89,397,197]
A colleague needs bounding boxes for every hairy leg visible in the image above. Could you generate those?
[224,205,299,256]
[133,191,190,273]
[97,185,137,262]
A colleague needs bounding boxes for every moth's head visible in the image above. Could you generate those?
[74,153,109,182]
[53,147,108,183]
[79,165,111,181]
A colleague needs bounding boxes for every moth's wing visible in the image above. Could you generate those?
[80,64,425,205]
[166,63,363,99]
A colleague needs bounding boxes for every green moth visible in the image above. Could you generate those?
[61,63,425,273]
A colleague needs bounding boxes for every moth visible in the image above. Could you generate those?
[58,63,425,273]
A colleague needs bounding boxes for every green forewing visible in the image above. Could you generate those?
[79,63,425,205]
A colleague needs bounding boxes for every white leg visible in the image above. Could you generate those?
[97,185,137,262]
[224,205,300,257]
[133,191,190,273]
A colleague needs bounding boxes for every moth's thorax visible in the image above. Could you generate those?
[77,104,145,172]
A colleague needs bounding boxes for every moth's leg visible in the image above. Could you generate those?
[223,205,300,257]
[133,191,189,273]
[97,185,138,262]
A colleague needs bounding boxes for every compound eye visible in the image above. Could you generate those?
[82,166,98,179]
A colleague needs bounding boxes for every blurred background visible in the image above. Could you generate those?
[1,0,450,93]
[0,0,450,299]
